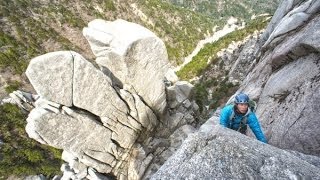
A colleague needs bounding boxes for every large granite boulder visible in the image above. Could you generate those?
[27,108,118,173]
[26,51,74,106]
[83,19,169,116]
[25,51,158,179]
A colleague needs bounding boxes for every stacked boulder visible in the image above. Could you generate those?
[25,19,199,179]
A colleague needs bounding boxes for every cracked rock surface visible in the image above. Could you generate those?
[151,117,320,179]
[25,19,199,179]
[151,0,320,179]
[235,0,320,156]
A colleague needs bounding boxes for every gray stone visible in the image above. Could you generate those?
[228,33,261,83]
[61,151,88,174]
[165,69,179,84]
[166,86,177,108]
[166,112,184,129]
[260,0,305,45]
[60,163,75,180]
[101,116,139,149]
[26,108,119,173]
[87,167,110,180]
[166,81,194,109]
[24,174,46,180]
[52,175,61,180]
[140,125,196,180]
[25,107,51,144]
[74,169,88,180]
[262,0,320,50]
[61,151,77,164]
[119,89,158,132]
[268,15,320,70]
[26,51,74,106]
[24,28,164,180]
[83,19,170,116]
[83,19,156,57]
[151,121,320,180]
[264,12,309,48]
[258,63,320,155]
[287,150,320,168]
[127,144,154,180]
[34,98,61,114]
[20,1,320,179]
[72,53,128,118]
[168,125,196,149]
[261,55,319,98]
[1,90,39,111]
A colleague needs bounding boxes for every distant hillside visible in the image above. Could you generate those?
[162,0,281,22]
[0,0,216,75]
[0,0,281,76]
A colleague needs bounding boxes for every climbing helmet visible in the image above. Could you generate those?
[234,93,249,104]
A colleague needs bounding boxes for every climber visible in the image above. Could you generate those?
[219,93,267,143]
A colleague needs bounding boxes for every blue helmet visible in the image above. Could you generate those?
[234,93,249,104]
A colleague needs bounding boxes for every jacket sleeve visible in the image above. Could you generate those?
[247,113,267,143]
[220,106,231,128]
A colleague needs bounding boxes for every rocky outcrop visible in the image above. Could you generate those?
[237,0,320,156]
[24,19,199,179]
[200,29,263,106]
[217,31,262,84]
[151,116,320,179]
[151,0,320,179]
[83,19,169,116]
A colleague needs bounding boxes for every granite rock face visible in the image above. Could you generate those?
[151,0,320,179]
[24,19,199,180]
[151,116,320,180]
[237,0,320,156]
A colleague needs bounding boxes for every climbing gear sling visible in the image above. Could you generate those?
[228,108,248,134]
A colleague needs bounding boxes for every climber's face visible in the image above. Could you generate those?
[236,103,248,114]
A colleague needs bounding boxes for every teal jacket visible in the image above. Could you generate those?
[220,105,267,143]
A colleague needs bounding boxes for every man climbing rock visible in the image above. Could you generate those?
[220,93,267,143]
